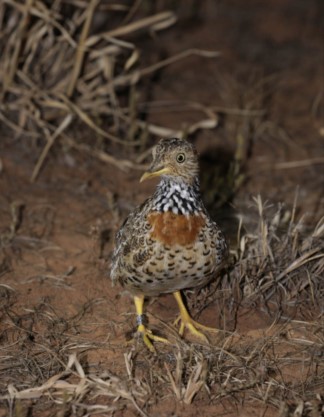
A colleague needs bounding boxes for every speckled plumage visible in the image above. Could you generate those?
[111,138,228,298]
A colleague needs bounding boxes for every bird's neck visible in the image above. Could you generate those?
[152,176,202,215]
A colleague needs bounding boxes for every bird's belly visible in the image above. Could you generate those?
[117,211,226,296]
[127,240,218,296]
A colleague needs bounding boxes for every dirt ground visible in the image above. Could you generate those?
[0,1,323,416]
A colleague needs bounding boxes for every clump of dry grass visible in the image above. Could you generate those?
[232,195,324,314]
[1,196,323,416]
[0,0,220,182]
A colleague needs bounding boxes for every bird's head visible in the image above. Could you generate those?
[140,138,199,184]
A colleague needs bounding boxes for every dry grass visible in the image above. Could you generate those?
[0,197,323,416]
[0,0,220,181]
[233,195,324,310]
[1,2,323,416]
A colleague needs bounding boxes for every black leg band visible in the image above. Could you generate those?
[136,314,147,326]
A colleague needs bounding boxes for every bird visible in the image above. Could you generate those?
[111,138,228,352]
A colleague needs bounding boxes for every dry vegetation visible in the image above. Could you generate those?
[0,0,219,179]
[0,197,323,416]
[0,1,323,416]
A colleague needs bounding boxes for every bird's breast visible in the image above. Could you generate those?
[147,211,205,246]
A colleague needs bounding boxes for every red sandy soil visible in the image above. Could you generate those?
[0,0,323,416]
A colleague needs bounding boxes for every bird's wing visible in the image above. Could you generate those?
[110,198,151,282]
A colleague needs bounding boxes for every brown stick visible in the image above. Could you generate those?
[67,0,99,98]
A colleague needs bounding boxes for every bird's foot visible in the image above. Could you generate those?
[136,323,170,352]
[172,291,218,343]
[132,298,171,352]
[173,315,218,343]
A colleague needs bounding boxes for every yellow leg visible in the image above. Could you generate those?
[173,291,219,343]
[134,295,170,352]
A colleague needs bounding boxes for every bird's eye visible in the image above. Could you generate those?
[176,153,186,163]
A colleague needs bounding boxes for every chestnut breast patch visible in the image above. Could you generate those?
[147,211,205,246]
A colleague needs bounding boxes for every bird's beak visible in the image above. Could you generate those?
[140,166,171,182]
